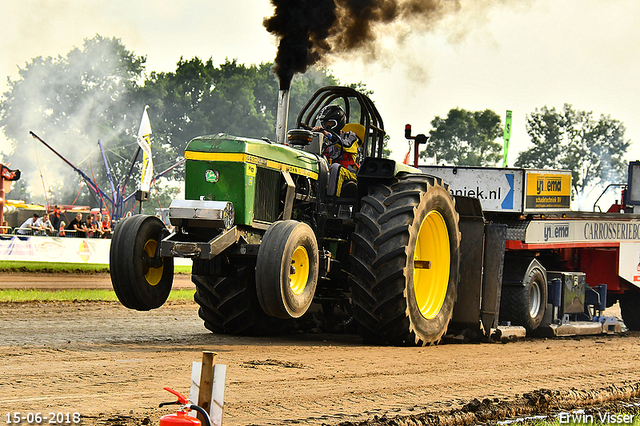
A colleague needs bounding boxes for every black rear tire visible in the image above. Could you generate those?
[620,292,640,330]
[109,215,174,311]
[350,175,461,346]
[193,261,292,335]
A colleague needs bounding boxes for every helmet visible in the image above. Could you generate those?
[317,105,346,132]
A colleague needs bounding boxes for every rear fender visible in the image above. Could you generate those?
[357,158,420,180]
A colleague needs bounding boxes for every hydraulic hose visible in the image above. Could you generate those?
[187,405,212,426]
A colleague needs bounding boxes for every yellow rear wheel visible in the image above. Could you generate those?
[349,176,460,346]
[414,210,450,320]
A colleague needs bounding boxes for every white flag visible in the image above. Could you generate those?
[137,106,153,192]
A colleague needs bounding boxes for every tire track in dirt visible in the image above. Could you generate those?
[1,277,639,425]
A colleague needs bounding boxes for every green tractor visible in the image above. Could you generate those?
[110,86,461,345]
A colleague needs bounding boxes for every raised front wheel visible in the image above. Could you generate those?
[109,215,174,311]
[256,220,319,319]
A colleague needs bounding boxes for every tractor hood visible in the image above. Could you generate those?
[185,133,320,179]
[183,133,321,227]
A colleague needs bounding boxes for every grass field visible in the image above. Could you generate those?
[0,261,193,302]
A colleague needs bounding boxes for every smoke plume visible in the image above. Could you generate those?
[264,0,464,89]
[0,36,139,206]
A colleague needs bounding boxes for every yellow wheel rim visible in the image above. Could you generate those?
[289,246,310,295]
[413,210,450,319]
[143,239,163,286]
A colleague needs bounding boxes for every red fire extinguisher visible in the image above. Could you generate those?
[159,387,211,426]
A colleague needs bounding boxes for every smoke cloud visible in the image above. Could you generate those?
[0,36,137,206]
[264,0,524,89]
[264,0,337,90]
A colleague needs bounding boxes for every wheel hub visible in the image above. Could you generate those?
[143,239,164,286]
[529,279,542,317]
[289,246,309,295]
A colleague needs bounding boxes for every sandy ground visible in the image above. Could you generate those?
[1,273,640,426]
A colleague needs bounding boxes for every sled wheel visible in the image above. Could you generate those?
[109,215,173,311]
[256,220,319,319]
[350,175,461,345]
[619,292,640,330]
[500,266,547,331]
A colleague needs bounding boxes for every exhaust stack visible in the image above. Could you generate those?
[276,89,290,145]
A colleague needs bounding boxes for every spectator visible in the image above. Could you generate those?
[34,212,55,235]
[94,212,106,238]
[50,207,62,230]
[101,213,112,237]
[0,220,9,235]
[66,213,87,237]
[58,221,66,237]
[17,214,39,235]
[85,215,96,238]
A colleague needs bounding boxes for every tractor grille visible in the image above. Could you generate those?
[254,167,280,222]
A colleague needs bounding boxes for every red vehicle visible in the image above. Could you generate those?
[420,163,640,337]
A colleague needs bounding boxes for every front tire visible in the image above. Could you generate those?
[350,175,461,345]
[109,215,174,311]
[256,220,319,319]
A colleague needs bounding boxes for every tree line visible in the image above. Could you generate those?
[0,35,341,212]
[422,105,629,196]
[0,35,630,212]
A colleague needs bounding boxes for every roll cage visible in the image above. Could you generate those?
[295,86,386,159]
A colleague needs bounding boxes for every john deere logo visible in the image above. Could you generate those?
[205,170,219,183]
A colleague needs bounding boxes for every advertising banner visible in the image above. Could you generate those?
[0,235,190,265]
[420,166,523,213]
[524,170,571,211]
[0,235,110,264]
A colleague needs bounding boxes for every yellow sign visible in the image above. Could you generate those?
[525,170,571,210]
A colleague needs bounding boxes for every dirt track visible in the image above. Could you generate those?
[2,273,640,426]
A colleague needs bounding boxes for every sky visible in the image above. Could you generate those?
[1,0,639,207]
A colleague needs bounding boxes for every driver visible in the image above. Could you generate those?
[313,105,360,197]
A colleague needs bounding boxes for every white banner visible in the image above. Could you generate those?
[525,219,640,244]
[0,235,190,266]
[0,235,110,264]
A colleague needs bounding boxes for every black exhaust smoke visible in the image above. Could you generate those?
[264,0,337,91]
[264,0,453,89]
